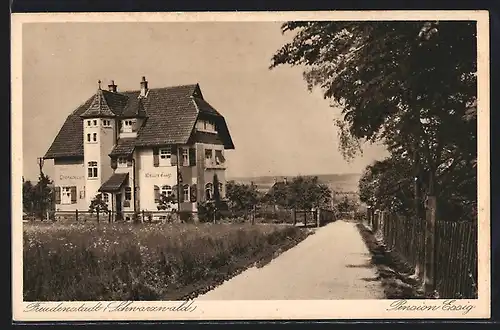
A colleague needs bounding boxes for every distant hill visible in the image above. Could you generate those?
[227,173,362,194]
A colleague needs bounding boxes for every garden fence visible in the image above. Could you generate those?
[367,210,478,299]
[30,206,338,227]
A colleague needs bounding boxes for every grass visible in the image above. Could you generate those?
[23,222,310,301]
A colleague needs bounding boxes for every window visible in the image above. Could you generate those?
[125,187,132,201]
[61,187,72,204]
[88,161,98,178]
[117,157,128,167]
[87,120,91,126]
[103,119,111,127]
[205,183,213,200]
[215,150,225,165]
[159,147,171,166]
[102,193,109,204]
[93,133,97,142]
[122,119,136,133]
[93,120,97,126]
[205,149,212,160]
[87,133,91,142]
[182,148,189,166]
[161,185,172,197]
[183,184,190,202]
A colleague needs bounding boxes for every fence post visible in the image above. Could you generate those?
[316,209,320,228]
[97,209,100,223]
[142,210,145,223]
[75,209,79,222]
[424,196,437,296]
[293,209,297,226]
[108,210,111,223]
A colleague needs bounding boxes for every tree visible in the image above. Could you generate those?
[286,176,332,209]
[32,173,54,220]
[88,193,109,215]
[213,173,221,206]
[270,21,477,220]
[23,179,35,215]
[226,181,260,211]
[265,176,332,210]
[358,156,415,215]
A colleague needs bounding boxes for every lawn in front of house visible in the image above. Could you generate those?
[23,222,310,301]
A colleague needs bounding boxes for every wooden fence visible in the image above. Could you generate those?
[435,220,478,299]
[33,207,338,227]
[368,210,478,299]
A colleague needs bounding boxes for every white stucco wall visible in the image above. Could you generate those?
[53,159,86,211]
[136,148,177,211]
[83,118,116,205]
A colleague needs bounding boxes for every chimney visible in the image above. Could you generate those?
[140,76,148,97]
[108,80,118,93]
[283,177,287,184]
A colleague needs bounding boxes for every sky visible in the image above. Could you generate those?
[22,22,388,182]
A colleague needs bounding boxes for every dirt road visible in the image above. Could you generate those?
[197,220,385,300]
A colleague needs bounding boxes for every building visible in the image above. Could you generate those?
[43,77,234,220]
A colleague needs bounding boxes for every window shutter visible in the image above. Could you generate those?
[179,185,185,203]
[153,148,159,167]
[55,187,61,204]
[70,186,77,204]
[172,185,178,201]
[189,148,196,166]
[171,145,178,166]
[154,185,160,203]
[111,158,117,169]
[178,147,185,166]
[190,184,197,202]
[127,159,133,167]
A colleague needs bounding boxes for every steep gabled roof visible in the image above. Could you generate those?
[44,82,235,159]
[133,84,200,147]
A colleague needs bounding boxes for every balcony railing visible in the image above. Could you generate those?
[205,159,226,169]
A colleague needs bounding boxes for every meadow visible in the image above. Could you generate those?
[23,222,310,301]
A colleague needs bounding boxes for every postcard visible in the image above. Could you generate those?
[11,10,490,321]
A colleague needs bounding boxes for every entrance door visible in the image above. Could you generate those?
[115,193,122,221]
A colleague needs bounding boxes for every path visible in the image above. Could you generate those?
[197,220,385,300]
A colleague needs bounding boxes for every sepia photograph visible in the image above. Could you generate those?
[11,11,490,321]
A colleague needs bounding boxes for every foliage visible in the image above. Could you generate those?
[226,180,261,212]
[264,176,332,210]
[213,173,221,206]
[23,222,309,301]
[23,173,54,220]
[197,201,216,223]
[358,156,415,215]
[271,21,477,220]
[335,196,358,213]
[359,154,476,221]
[23,179,35,214]
[88,193,109,215]
[157,192,177,211]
